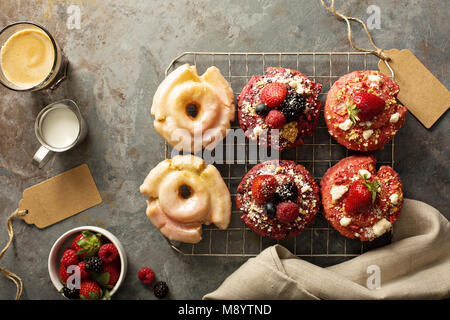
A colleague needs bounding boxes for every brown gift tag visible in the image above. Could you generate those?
[18,164,102,228]
[378,49,450,128]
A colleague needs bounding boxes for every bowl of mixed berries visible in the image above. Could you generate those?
[48,226,127,300]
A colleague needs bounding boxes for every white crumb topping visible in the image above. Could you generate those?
[363,129,374,140]
[340,216,352,227]
[389,193,399,205]
[338,119,353,131]
[330,185,348,201]
[390,112,400,123]
[358,169,371,179]
[372,218,392,237]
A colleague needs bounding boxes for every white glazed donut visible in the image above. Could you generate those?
[140,155,231,243]
[151,64,235,153]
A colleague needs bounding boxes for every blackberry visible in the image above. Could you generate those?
[274,182,298,203]
[85,256,103,273]
[264,202,276,217]
[62,286,79,299]
[279,93,307,122]
[153,281,169,299]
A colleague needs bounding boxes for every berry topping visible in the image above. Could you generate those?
[71,230,103,259]
[59,264,71,284]
[98,243,119,264]
[137,267,155,285]
[344,179,380,214]
[77,261,91,280]
[85,256,104,273]
[60,249,78,267]
[347,93,385,123]
[153,281,169,299]
[261,82,287,108]
[274,181,298,203]
[279,92,307,122]
[255,103,270,116]
[61,286,79,299]
[265,110,286,129]
[79,280,102,300]
[251,175,278,204]
[264,202,276,217]
[276,202,300,223]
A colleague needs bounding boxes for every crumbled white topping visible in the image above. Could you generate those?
[389,193,399,205]
[340,216,352,227]
[338,119,353,131]
[372,218,392,237]
[368,74,382,83]
[363,129,374,140]
[253,125,264,136]
[330,185,348,201]
[390,112,400,123]
[360,121,373,127]
[358,169,371,179]
[301,185,312,193]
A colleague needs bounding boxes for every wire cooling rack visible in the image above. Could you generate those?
[162,52,394,263]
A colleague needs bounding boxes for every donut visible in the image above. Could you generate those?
[325,70,407,151]
[151,64,235,154]
[236,160,320,239]
[140,155,231,243]
[237,67,322,150]
[320,155,403,241]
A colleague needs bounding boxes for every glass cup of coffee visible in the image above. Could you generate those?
[0,21,68,91]
[33,99,87,168]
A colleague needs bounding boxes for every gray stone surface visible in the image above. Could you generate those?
[0,0,448,299]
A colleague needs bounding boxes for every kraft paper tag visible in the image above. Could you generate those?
[378,49,450,128]
[18,164,102,228]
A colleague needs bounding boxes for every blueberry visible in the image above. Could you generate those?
[264,202,276,216]
[255,103,270,116]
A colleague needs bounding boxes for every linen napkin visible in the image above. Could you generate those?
[203,199,450,299]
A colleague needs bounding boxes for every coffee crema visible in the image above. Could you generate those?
[0,28,55,89]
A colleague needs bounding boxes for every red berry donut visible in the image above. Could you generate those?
[236,160,320,239]
[325,70,407,151]
[320,155,404,241]
[237,67,322,150]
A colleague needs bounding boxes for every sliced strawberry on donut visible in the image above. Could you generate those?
[347,92,385,123]
[344,179,380,214]
[261,83,287,108]
[251,175,278,204]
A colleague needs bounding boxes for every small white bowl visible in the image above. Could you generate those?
[48,226,127,299]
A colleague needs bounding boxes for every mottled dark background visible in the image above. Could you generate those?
[0,0,448,299]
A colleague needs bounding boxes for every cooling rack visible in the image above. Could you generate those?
[162,52,394,263]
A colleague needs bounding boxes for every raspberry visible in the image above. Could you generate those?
[251,175,278,204]
[103,263,120,287]
[77,261,91,280]
[265,110,286,129]
[137,267,155,284]
[60,249,78,267]
[276,202,300,223]
[59,264,71,284]
[261,82,287,108]
[98,243,119,264]
[153,281,169,299]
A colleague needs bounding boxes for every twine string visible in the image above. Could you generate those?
[0,208,28,300]
[320,0,390,61]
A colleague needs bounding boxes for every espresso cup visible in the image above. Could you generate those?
[33,99,87,168]
[0,21,68,91]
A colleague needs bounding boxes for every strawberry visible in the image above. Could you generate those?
[344,179,381,214]
[71,230,102,259]
[251,175,278,204]
[261,82,287,108]
[265,110,286,129]
[103,263,120,287]
[60,248,78,267]
[347,93,385,122]
[276,202,299,223]
[77,261,91,280]
[79,280,102,300]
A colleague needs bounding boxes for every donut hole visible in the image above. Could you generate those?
[186,104,199,119]
[179,184,193,199]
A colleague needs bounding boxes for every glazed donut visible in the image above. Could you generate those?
[140,155,231,243]
[151,64,235,154]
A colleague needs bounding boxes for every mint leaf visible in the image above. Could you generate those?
[91,272,110,287]
[104,289,111,300]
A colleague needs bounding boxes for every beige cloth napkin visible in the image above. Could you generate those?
[203,199,450,299]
